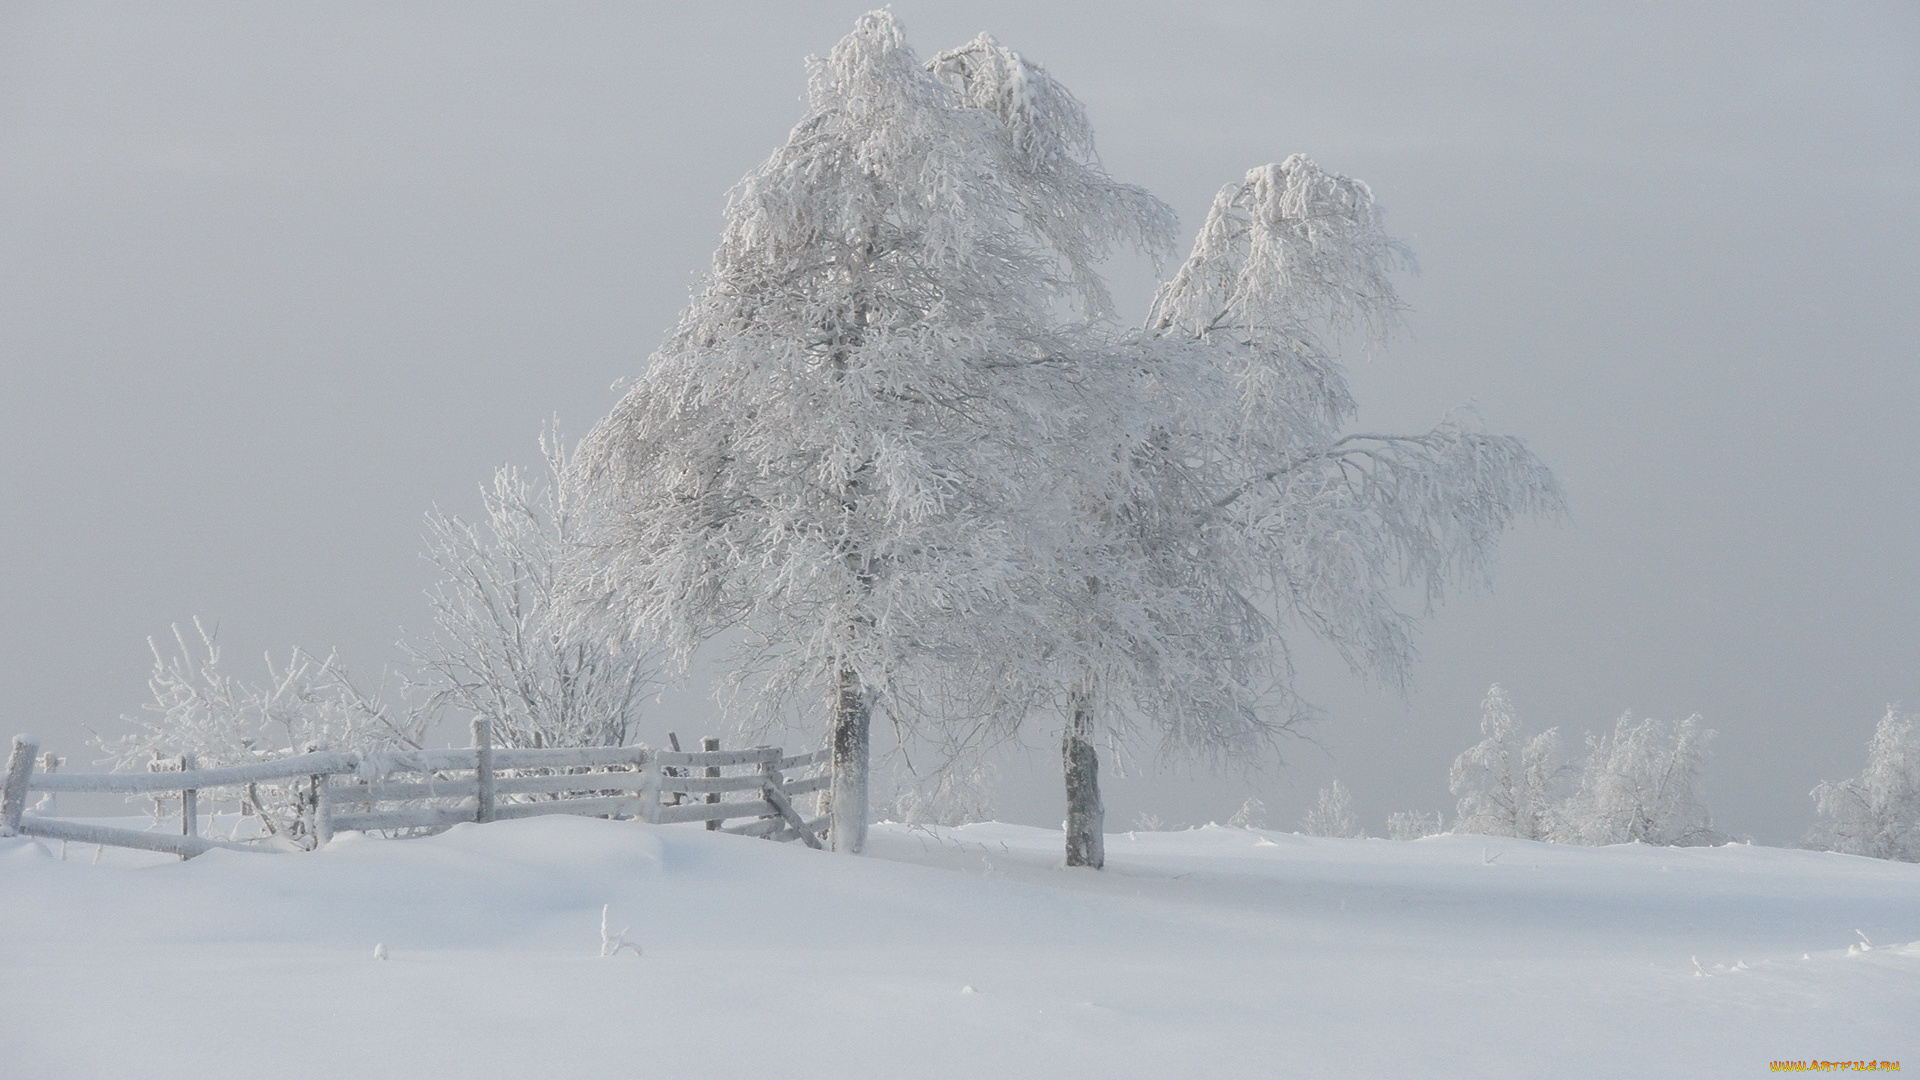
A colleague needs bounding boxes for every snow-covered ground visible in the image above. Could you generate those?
[3,817,1915,1078]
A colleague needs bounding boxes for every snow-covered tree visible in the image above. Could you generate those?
[1028,156,1563,866]
[568,13,1170,854]
[1809,707,1920,861]
[1554,712,1719,846]
[570,14,1559,866]
[1300,779,1363,838]
[1140,158,1563,694]
[1449,684,1565,840]
[406,430,659,749]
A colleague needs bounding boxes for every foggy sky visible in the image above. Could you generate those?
[2,2,1915,842]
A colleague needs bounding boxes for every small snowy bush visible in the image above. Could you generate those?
[1809,707,1920,862]
[1300,780,1363,838]
[888,760,996,828]
[1449,684,1566,840]
[1227,797,1268,829]
[100,619,429,847]
[1553,713,1720,846]
[1387,811,1444,841]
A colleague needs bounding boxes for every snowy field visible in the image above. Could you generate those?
[3,818,1915,1078]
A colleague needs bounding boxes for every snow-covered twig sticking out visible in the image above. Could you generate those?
[599,904,641,958]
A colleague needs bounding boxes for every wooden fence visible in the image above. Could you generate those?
[0,721,831,860]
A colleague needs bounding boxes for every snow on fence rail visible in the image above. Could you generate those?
[0,723,832,860]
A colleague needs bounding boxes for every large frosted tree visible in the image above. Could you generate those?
[568,13,1168,853]
[1031,157,1564,866]
[1810,707,1920,861]
[572,13,1559,865]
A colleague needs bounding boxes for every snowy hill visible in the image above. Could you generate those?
[3,818,1915,1078]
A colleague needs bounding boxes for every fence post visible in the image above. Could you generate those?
[761,753,823,849]
[639,756,661,823]
[665,732,684,805]
[1,735,39,837]
[179,752,198,861]
[702,737,721,831]
[36,752,60,816]
[473,717,496,824]
[315,754,338,846]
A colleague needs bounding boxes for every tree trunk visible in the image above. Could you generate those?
[1063,693,1104,869]
[828,664,869,854]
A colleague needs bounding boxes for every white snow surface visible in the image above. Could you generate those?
[3,817,1915,1078]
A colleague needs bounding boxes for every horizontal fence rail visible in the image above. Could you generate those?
[0,727,833,859]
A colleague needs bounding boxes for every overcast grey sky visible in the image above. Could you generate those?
[2,2,1915,842]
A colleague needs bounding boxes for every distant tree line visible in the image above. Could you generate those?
[1294,686,1920,863]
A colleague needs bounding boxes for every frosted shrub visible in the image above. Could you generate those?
[1449,684,1565,840]
[407,430,659,750]
[100,620,429,847]
[1809,707,1920,862]
[889,761,996,828]
[1387,811,1444,841]
[1300,780,1363,838]
[1555,713,1719,846]
[1227,797,1268,829]
[104,431,658,842]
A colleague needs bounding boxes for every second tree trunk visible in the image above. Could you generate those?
[1063,694,1104,869]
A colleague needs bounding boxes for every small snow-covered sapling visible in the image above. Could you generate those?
[599,904,640,958]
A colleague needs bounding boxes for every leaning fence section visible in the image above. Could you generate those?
[0,724,833,859]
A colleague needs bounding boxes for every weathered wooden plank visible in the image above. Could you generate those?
[778,773,830,799]
[652,746,780,769]
[763,778,823,849]
[17,815,270,857]
[351,745,649,774]
[323,771,654,805]
[490,772,652,796]
[322,779,478,805]
[721,815,786,838]
[735,813,835,843]
[656,773,768,795]
[491,797,645,821]
[327,806,478,833]
[651,798,775,825]
[28,751,360,794]
[489,746,650,770]
[774,749,831,772]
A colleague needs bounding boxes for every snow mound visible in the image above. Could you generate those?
[4,818,1916,1078]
